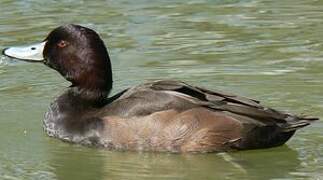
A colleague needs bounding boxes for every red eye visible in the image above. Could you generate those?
[57,40,68,48]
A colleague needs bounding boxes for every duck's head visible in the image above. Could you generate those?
[3,24,113,98]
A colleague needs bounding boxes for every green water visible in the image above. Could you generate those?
[0,0,323,179]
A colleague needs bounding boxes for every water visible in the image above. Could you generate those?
[0,0,323,179]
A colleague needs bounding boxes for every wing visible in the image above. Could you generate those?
[149,80,317,130]
[105,80,317,131]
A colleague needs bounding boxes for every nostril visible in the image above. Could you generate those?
[31,47,36,50]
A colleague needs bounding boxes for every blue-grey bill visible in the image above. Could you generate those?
[3,41,46,62]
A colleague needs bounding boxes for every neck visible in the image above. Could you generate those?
[67,56,113,106]
[68,85,112,107]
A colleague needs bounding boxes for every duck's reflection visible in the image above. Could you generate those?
[48,144,301,180]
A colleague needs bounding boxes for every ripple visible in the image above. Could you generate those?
[0,55,9,66]
[0,153,56,180]
[0,55,21,67]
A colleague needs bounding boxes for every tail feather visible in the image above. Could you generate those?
[282,116,319,132]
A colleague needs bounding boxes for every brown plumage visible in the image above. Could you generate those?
[41,79,317,153]
[2,24,318,153]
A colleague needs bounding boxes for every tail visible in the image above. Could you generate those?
[281,116,319,132]
[237,116,318,150]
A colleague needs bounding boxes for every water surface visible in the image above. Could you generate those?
[0,0,323,179]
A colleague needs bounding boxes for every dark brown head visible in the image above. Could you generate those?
[3,24,113,99]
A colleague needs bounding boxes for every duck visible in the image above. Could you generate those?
[2,24,318,153]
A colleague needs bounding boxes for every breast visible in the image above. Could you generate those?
[43,99,105,147]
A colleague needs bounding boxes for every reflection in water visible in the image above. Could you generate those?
[49,144,300,180]
[48,143,106,180]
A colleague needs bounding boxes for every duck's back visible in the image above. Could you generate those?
[94,80,316,152]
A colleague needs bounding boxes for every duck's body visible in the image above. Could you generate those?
[3,24,317,153]
[44,80,313,152]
